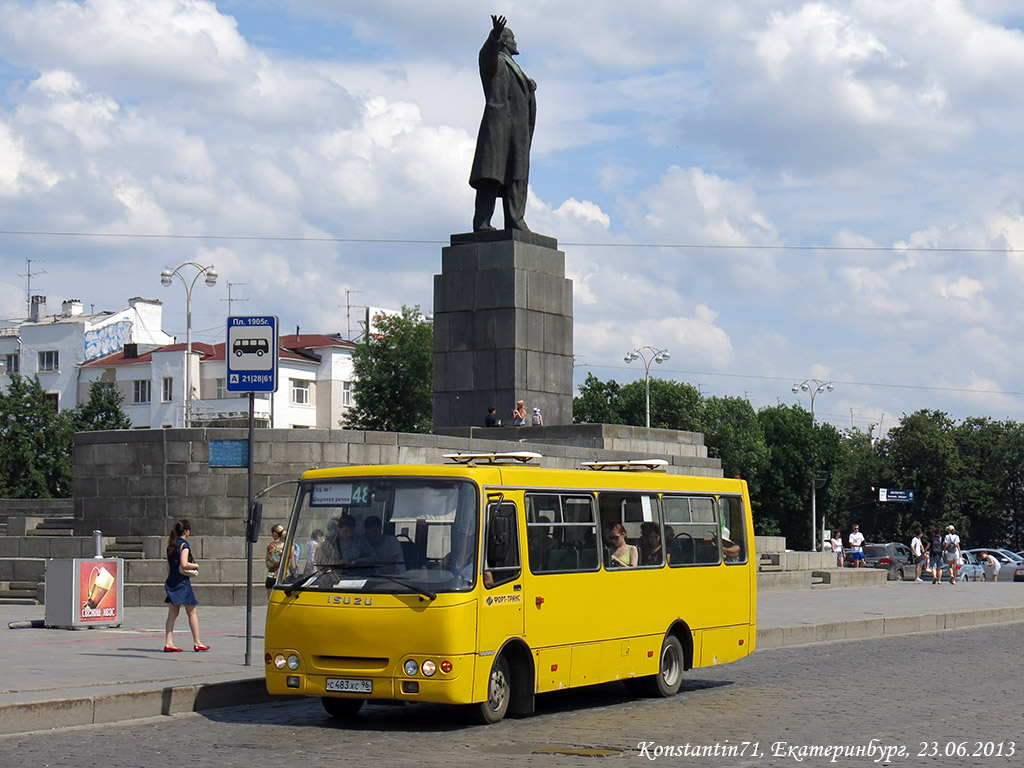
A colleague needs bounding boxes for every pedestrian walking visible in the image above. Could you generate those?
[943,525,961,585]
[163,518,208,652]
[929,529,943,584]
[910,530,927,581]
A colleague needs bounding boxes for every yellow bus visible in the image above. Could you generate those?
[264,452,756,723]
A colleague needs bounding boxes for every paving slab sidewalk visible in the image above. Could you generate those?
[2,580,1022,735]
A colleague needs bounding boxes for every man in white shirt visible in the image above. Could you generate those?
[848,524,866,567]
[942,525,961,585]
[910,531,926,581]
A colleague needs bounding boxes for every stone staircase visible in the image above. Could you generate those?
[755,536,886,590]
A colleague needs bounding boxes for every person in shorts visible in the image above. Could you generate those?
[942,525,961,585]
[848,524,866,567]
[910,530,927,581]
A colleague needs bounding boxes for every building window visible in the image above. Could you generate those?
[342,380,354,407]
[4,352,19,374]
[133,379,152,404]
[216,378,226,399]
[291,378,311,405]
[162,377,173,402]
[38,350,59,372]
[44,392,59,412]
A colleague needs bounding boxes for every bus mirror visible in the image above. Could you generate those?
[246,501,263,543]
[488,514,510,564]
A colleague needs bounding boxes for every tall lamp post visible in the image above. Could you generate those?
[625,346,670,428]
[792,378,834,551]
[161,262,218,428]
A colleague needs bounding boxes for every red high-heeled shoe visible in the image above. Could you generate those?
[164,646,184,653]
[193,643,210,652]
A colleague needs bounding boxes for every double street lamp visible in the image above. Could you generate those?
[625,346,670,428]
[792,378,834,551]
[161,262,218,427]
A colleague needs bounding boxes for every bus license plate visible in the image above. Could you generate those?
[326,678,372,694]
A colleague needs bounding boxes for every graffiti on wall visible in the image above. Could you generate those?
[84,320,132,361]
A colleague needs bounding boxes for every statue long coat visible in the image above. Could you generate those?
[469,30,536,189]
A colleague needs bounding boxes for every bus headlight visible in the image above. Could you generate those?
[274,654,287,670]
[403,659,419,676]
[287,654,300,670]
[421,660,437,677]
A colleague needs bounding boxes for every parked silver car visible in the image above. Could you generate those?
[965,548,1024,582]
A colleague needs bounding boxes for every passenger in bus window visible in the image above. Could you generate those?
[720,510,742,561]
[639,522,664,566]
[605,523,638,567]
[357,515,406,574]
[321,515,361,564]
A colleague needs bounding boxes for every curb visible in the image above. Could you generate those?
[0,678,295,737]
[755,606,1024,650]
[3,607,1023,736]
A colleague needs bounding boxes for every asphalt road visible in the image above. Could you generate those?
[1,621,1019,768]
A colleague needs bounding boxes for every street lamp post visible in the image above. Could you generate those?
[161,262,218,428]
[792,378,834,552]
[625,346,670,428]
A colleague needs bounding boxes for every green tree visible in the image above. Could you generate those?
[344,306,433,433]
[573,374,622,424]
[884,410,961,540]
[71,381,134,431]
[0,374,73,498]
[829,427,886,539]
[698,396,768,500]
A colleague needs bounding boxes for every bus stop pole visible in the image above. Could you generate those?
[244,391,255,666]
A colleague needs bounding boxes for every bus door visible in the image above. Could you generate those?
[477,497,524,656]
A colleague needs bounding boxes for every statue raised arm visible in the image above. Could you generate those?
[469,15,536,232]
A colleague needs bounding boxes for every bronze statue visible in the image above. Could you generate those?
[470,15,537,232]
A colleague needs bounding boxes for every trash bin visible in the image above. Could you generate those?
[44,558,124,629]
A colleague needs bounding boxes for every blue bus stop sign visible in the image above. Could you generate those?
[226,315,278,393]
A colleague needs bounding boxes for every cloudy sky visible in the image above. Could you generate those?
[3,0,1024,433]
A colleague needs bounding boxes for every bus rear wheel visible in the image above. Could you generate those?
[471,654,511,724]
[642,634,684,697]
[321,696,363,719]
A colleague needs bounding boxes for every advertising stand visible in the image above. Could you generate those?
[44,558,124,629]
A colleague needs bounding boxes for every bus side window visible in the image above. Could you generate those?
[664,496,719,566]
[485,502,520,588]
[722,496,747,564]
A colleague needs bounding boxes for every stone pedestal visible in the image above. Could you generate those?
[433,230,573,429]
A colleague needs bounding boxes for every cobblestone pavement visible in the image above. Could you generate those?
[1,621,1018,768]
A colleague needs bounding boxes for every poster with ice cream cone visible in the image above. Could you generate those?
[78,560,120,623]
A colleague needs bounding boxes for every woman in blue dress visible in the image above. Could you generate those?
[163,519,209,652]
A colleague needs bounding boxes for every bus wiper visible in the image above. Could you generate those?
[371,572,437,601]
[283,563,346,596]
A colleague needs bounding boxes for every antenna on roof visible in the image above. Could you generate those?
[220,281,247,316]
[19,258,46,320]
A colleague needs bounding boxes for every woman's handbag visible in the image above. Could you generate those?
[179,550,199,578]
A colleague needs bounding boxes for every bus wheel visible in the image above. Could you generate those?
[321,696,363,719]
[644,634,684,697]
[472,654,511,724]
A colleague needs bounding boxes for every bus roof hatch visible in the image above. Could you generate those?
[443,451,543,465]
[579,458,669,471]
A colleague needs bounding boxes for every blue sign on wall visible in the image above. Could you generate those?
[226,315,278,393]
[209,440,249,468]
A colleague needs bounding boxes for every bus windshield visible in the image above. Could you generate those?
[280,477,479,596]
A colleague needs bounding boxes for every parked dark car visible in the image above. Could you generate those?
[862,542,917,581]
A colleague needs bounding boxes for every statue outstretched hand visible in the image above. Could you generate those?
[491,14,506,36]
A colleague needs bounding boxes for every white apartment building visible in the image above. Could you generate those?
[79,333,357,429]
[0,296,174,410]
